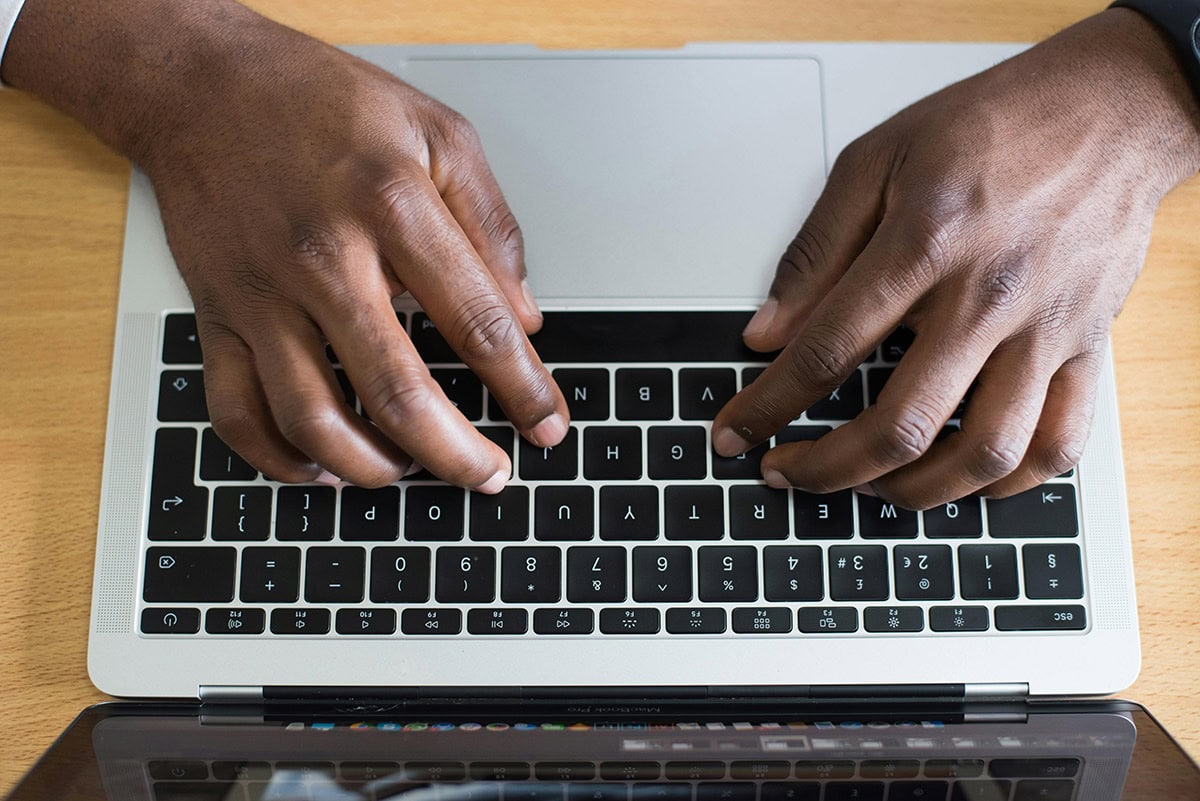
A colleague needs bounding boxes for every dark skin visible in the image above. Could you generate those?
[4,3,1199,503]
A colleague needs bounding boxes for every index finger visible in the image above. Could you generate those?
[373,166,569,448]
[713,219,925,456]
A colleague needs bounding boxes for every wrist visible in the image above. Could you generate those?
[1,0,275,167]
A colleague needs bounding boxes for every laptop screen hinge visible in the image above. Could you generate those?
[199,685,265,703]
[964,683,1030,700]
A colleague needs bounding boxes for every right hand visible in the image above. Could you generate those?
[133,8,569,489]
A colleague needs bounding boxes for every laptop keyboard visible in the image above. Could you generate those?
[146,753,1084,801]
[141,310,1087,638]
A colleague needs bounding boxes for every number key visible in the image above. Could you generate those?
[435,547,496,603]
[501,547,562,603]
[828,546,889,601]
[632,546,693,602]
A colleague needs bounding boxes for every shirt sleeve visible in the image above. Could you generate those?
[0,0,28,88]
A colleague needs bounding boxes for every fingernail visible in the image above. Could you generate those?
[529,412,568,447]
[314,470,342,486]
[712,426,752,457]
[403,461,424,478]
[474,468,509,495]
[763,469,791,489]
[742,298,779,341]
[853,483,877,497]
[520,279,543,322]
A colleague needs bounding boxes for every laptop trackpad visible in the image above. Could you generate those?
[403,56,826,304]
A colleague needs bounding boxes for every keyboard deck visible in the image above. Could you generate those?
[141,311,1087,639]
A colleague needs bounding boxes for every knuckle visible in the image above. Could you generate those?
[276,398,344,450]
[975,258,1031,323]
[872,401,941,465]
[447,297,525,364]
[478,203,525,267]
[965,430,1025,482]
[436,108,483,152]
[360,368,434,428]
[900,207,958,285]
[779,221,837,283]
[785,320,863,392]
[284,220,345,271]
[208,403,260,451]
[1037,430,1087,478]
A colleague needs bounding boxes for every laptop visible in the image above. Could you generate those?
[84,42,1141,706]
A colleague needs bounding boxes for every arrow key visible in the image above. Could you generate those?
[163,314,203,364]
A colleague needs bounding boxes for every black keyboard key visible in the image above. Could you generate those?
[468,608,529,635]
[401,608,463,635]
[893,545,954,600]
[731,762,790,780]
[148,428,208,541]
[369,547,432,603]
[864,606,924,632]
[162,314,202,363]
[199,428,256,481]
[158,370,209,422]
[566,546,627,603]
[763,545,824,602]
[823,784,883,801]
[340,486,400,541]
[678,368,736,420]
[212,762,273,781]
[729,485,789,540]
[666,764,726,781]
[866,367,892,405]
[435,547,497,603]
[665,607,727,634]
[1012,781,1074,801]
[205,608,265,634]
[430,368,483,420]
[211,486,272,541]
[534,608,594,635]
[994,605,1086,631]
[929,606,990,632]
[775,425,832,444]
[616,368,673,420]
[881,328,915,363]
[519,427,580,480]
[858,495,918,538]
[275,487,335,541]
[732,607,792,633]
[600,486,659,540]
[141,607,201,634]
[805,372,864,421]
[923,498,983,538]
[828,545,889,601]
[584,426,643,480]
[760,783,820,801]
[959,544,1019,600]
[341,763,401,781]
[793,490,853,539]
[470,486,530,541]
[144,547,235,603]
[711,441,767,480]
[696,784,755,801]
[647,426,708,479]
[698,546,758,602]
[989,758,1079,779]
[888,782,949,801]
[404,486,465,541]
[600,607,661,634]
[1022,545,1084,599]
[987,485,1078,537]
[794,762,856,779]
[240,547,301,603]
[951,780,1011,801]
[270,608,331,635]
[304,547,365,603]
[535,486,594,540]
[632,546,693,602]
[336,608,396,635]
[501,547,562,603]
[664,485,724,540]
[553,368,610,420]
[410,312,460,363]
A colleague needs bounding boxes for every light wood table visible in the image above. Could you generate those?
[1,1,1197,794]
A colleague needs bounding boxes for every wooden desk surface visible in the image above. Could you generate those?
[1,0,1197,793]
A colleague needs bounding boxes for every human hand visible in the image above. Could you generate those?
[3,0,568,489]
[713,9,1200,509]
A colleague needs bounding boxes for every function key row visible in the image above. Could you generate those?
[142,543,1085,607]
[141,603,1086,636]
